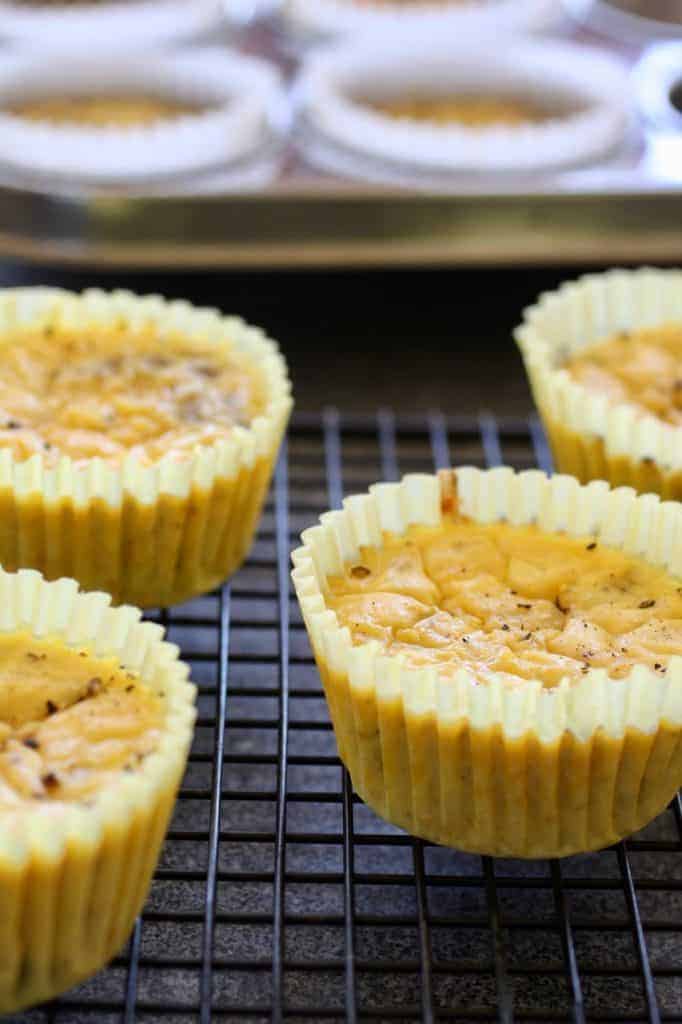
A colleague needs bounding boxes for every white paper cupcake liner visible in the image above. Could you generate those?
[0,0,225,49]
[0,50,284,184]
[283,0,560,45]
[297,35,630,175]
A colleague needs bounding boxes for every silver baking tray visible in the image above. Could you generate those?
[3,2,682,269]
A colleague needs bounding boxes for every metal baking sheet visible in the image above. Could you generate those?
[2,9,682,269]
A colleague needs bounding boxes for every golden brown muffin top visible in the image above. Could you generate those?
[0,323,265,465]
[0,632,163,806]
[327,504,682,688]
[565,324,682,428]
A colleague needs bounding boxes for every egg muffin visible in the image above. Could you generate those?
[517,269,682,500]
[0,288,291,606]
[0,566,195,1012]
[292,467,682,857]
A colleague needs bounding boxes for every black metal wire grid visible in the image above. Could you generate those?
[13,409,682,1024]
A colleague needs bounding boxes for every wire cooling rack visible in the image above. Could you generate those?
[14,409,682,1024]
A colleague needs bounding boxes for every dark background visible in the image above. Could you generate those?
[0,263,596,416]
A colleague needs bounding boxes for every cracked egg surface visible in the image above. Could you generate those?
[0,323,265,465]
[0,632,163,806]
[327,509,682,688]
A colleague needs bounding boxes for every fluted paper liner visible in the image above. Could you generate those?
[298,37,629,174]
[292,467,682,858]
[0,51,282,183]
[517,268,682,501]
[0,0,225,50]
[0,287,292,607]
[0,566,196,1013]
[285,0,558,43]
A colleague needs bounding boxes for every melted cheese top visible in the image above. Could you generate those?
[0,324,264,465]
[0,632,163,806]
[565,324,682,428]
[327,511,682,688]
[7,95,204,129]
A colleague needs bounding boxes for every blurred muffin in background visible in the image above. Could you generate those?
[297,35,630,182]
[0,51,283,183]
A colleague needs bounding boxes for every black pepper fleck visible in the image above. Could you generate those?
[23,737,39,750]
[639,599,656,609]
[41,772,58,791]
[350,565,371,579]
[46,700,57,715]
[586,542,597,551]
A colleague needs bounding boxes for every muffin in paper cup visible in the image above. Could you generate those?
[516,269,682,501]
[292,467,682,858]
[0,50,283,184]
[0,0,225,49]
[0,286,291,608]
[283,0,559,47]
[0,565,196,1013]
[296,36,630,178]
